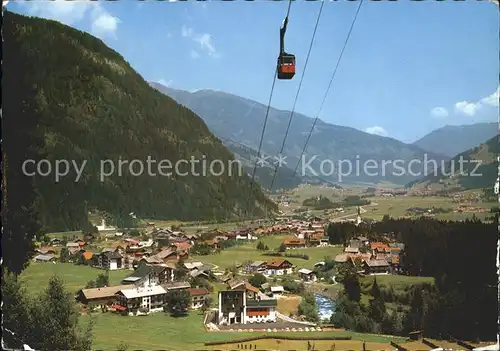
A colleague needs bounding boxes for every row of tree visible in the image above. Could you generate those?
[329,216,497,340]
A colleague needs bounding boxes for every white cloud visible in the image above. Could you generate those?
[455,101,481,116]
[158,79,173,87]
[20,0,119,39]
[90,6,120,39]
[181,25,220,58]
[430,107,449,118]
[365,126,388,137]
[453,86,499,117]
[480,87,499,107]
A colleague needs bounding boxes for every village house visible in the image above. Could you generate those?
[265,259,294,276]
[188,288,211,309]
[121,262,175,286]
[270,286,285,297]
[49,238,62,246]
[35,247,56,255]
[307,232,329,247]
[66,242,81,249]
[114,263,190,315]
[236,231,258,240]
[94,250,124,270]
[33,254,56,263]
[363,259,391,275]
[76,285,130,311]
[218,280,277,325]
[245,261,267,274]
[69,247,86,256]
[283,238,306,249]
[370,242,391,257]
[298,268,317,282]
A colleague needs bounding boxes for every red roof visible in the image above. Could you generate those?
[188,288,210,297]
[111,304,126,311]
[370,242,389,251]
[266,259,292,268]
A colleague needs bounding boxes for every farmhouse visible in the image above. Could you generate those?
[298,268,317,282]
[245,260,267,273]
[76,285,130,310]
[363,259,391,275]
[270,286,285,297]
[35,247,56,255]
[283,238,306,249]
[188,288,211,309]
[33,254,56,263]
[265,259,294,275]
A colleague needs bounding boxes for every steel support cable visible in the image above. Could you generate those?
[291,0,365,181]
[247,0,294,220]
[268,0,325,192]
[250,0,294,183]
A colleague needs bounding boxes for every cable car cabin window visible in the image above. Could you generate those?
[277,54,295,80]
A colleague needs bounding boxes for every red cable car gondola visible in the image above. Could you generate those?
[277,17,295,80]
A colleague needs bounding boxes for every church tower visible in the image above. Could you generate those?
[355,206,362,226]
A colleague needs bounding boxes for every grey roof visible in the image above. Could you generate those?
[250,261,266,267]
[162,281,191,290]
[227,279,245,290]
[102,251,122,259]
[365,259,390,267]
[121,262,167,283]
[34,254,55,261]
[190,270,208,278]
[298,268,314,275]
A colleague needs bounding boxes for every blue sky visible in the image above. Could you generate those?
[7,0,499,143]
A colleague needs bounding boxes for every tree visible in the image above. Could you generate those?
[370,277,380,299]
[191,276,213,292]
[2,271,33,343]
[201,295,213,312]
[95,271,109,288]
[278,243,287,252]
[60,247,70,263]
[337,264,361,302]
[264,245,269,250]
[3,273,94,351]
[85,280,96,289]
[163,289,190,317]
[248,273,267,288]
[256,241,265,250]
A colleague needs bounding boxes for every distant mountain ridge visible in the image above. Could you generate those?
[150,82,448,186]
[408,134,499,191]
[413,123,498,157]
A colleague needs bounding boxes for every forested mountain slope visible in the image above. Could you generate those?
[407,134,499,191]
[3,11,275,232]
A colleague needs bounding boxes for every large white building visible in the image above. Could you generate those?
[218,280,277,325]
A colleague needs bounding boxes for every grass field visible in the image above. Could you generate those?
[359,195,496,221]
[19,263,130,296]
[191,235,343,270]
[276,296,301,315]
[80,312,408,351]
[359,275,434,294]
